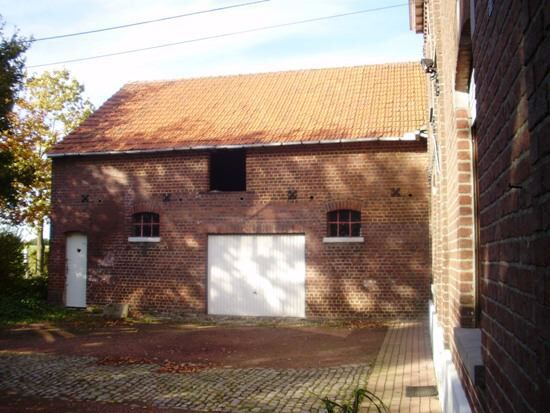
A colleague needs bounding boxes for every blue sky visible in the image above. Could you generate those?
[1,0,422,107]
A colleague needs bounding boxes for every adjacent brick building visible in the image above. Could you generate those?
[48,63,431,319]
[410,0,548,412]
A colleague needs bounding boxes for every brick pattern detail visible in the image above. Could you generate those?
[324,200,363,213]
[48,141,430,319]
[473,1,549,412]
[422,0,477,343]
[419,0,549,412]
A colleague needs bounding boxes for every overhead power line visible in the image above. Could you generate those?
[32,0,270,42]
[29,3,407,68]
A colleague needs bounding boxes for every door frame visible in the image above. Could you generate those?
[65,232,88,308]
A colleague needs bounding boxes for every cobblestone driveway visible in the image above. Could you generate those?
[0,351,371,412]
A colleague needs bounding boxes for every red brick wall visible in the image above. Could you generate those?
[48,141,430,318]
[472,1,549,412]
[417,0,549,412]
[419,0,485,410]
[422,0,477,342]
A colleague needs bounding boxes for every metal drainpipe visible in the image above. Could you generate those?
[471,122,482,327]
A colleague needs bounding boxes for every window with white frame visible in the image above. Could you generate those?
[326,210,361,237]
[129,212,160,242]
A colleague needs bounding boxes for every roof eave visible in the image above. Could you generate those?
[47,133,423,158]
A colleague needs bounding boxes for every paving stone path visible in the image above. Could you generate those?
[363,321,441,413]
[0,351,371,412]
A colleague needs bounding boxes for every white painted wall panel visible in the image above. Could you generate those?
[429,302,472,413]
[208,235,305,317]
[65,233,87,308]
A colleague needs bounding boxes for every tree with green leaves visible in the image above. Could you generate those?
[0,17,28,131]
[2,70,94,275]
[0,230,25,281]
[0,16,30,210]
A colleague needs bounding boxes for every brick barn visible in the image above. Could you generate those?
[47,62,431,319]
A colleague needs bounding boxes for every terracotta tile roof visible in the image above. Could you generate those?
[50,62,427,155]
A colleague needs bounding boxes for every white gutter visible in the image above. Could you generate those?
[47,133,421,158]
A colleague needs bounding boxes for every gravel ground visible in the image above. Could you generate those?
[0,318,387,412]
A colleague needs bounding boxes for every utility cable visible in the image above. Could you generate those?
[31,0,270,42]
[29,3,407,68]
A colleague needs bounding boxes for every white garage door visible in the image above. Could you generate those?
[208,234,305,317]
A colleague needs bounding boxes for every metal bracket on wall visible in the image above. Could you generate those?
[81,194,89,203]
[287,189,298,201]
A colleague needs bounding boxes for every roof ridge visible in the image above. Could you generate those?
[124,61,421,87]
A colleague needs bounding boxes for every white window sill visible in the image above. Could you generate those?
[128,237,161,243]
[323,237,364,243]
[454,328,483,385]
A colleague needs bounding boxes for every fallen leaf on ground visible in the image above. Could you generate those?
[157,360,217,374]
[96,356,154,366]
[96,356,217,373]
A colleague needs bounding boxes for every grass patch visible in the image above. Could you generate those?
[0,277,167,330]
[0,277,80,326]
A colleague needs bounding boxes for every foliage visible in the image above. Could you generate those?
[0,275,73,326]
[0,16,30,211]
[320,388,389,413]
[0,149,34,209]
[0,16,29,132]
[1,70,94,226]
[0,230,25,280]
[1,69,93,275]
[25,240,50,277]
[0,231,68,326]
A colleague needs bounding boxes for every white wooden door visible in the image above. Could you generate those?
[208,235,306,317]
[65,233,87,308]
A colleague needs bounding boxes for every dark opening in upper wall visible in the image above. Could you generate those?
[209,149,246,191]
